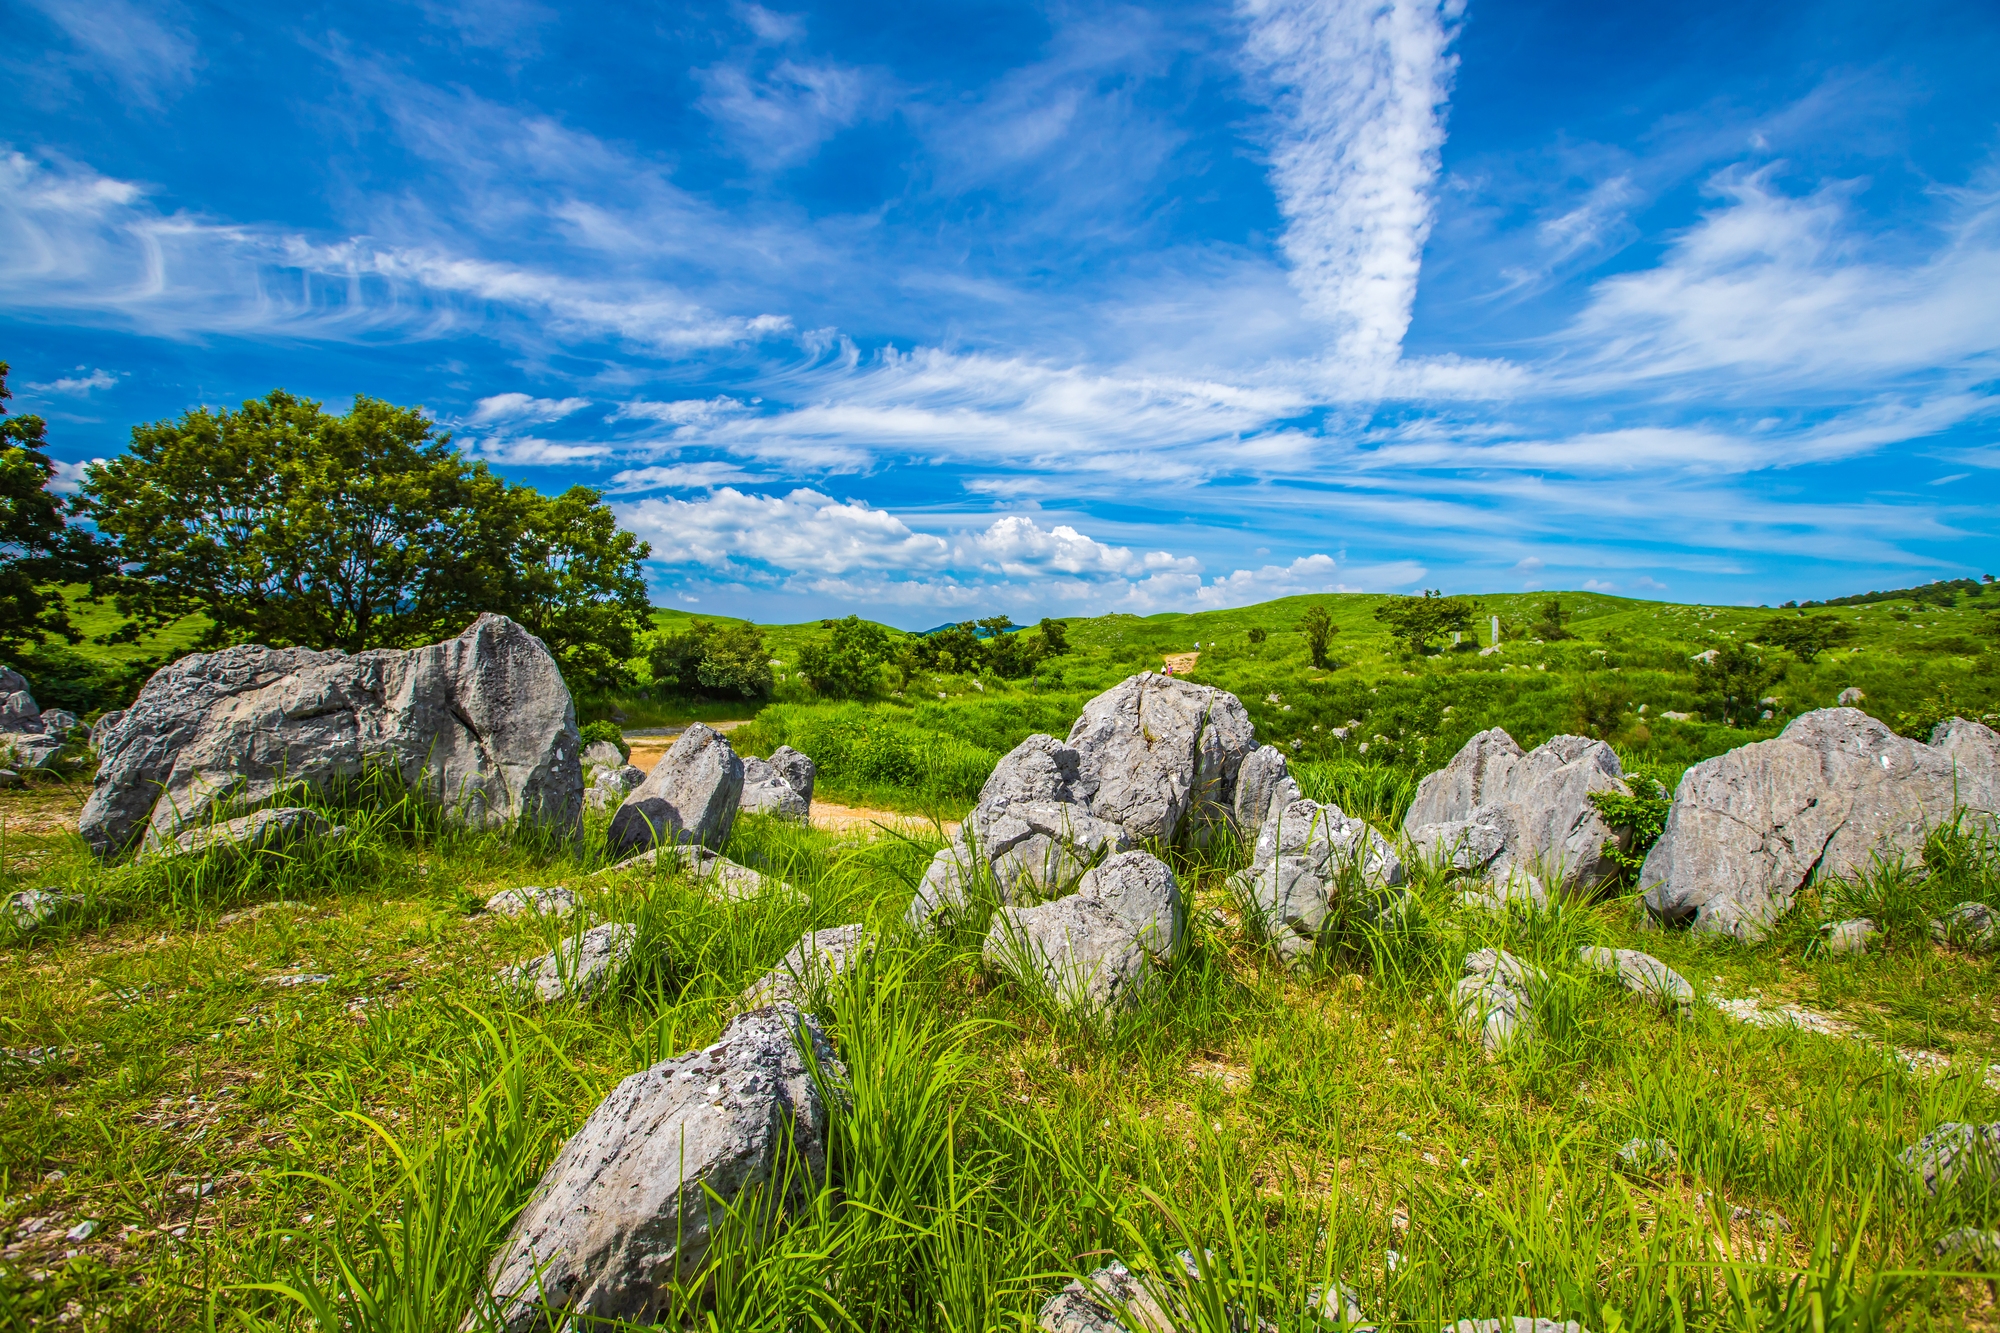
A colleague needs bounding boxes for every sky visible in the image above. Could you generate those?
[3,0,1997,627]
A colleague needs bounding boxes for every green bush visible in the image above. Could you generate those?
[579,719,629,761]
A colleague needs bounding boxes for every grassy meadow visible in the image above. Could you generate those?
[2,587,1999,1330]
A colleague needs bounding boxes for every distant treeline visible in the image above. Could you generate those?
[1788,575,1993,610]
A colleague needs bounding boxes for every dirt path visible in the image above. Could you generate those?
[623,719,751,772]
[1162,651,1199,675]
[621,732,955,840]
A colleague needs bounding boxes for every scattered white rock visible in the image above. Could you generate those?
[65,1220,96,1242]
[474,1004,841,1333]
[1454,950,1542,1054]
[150,806,345,863]
[1231,744,1301,850]
[1818,918,1879,956]
[5,888,80,930]
[738,746,816,820]
[1837,687,1865,705]
[264,972,332,988]
[581,739,625,769]
[1064,672,1256,844]
[1578,946,1693,1009]
[1446,1320,1589,1333]
[1935,1227,2000,1266]
[484,885,579,919]
[599,844,802,905]
[500,923,636,1002]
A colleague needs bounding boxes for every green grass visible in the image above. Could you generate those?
[3,769,1998,1332]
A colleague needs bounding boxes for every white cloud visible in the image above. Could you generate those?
[25,0,199,107]
[1928,472,1970,486]
[26,367,117,395]
[1238,0,1463,365]
[608,462,761,492]
[47,458,104,494]
[954,515,1197,580]
[618,488,952,574]
[611,397,748,426]
[1632,576,1669,592]
[1513,556,1544,572]
[697,58,874,168]
[468,392,590,423]
[1583,578,1618,592]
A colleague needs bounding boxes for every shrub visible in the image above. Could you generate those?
[1296,605,1336,669]
[1692,642,1781,725]
[798,616,892,699]
[579,720,629,761]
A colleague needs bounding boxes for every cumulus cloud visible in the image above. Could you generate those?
[26,367,117,394]
[1238,0,1463,365]
[608,462,761,492]
[468,392,589,423]
[617,488,952,575]
[47,458,105,494]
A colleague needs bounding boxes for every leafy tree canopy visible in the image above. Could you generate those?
[1296,604,1337,668]
[78,390,650,684]
[0,362,103,652]
[1757,614,1858,663]
[798,614,892,698]
[647,619,774,701]
[1692,642,1782,726]
[1373,591,1476,653]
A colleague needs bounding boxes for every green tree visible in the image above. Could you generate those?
[1758,614,1857,663]
[79,391,650,678]
[1569,676,1631,740]
[1037,617,1070,656]
[0,363,101,651]
[1246,626,1267,645]
[1373,591,1475,653]
[1531,597,1573,641]
[695,621,774,699]
[648,622,712,695]
[797,615,891,698]
[1692,642,1782,726]
[1297,604,1337,668]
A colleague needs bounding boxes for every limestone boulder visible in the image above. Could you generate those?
[985,851,1184,1014]
[153,806,344,863]
[474,1004,840,1333]
[741,924,873,1007]
[501,923,635,1002]
[606,723,743,856]
[1232,744,1301,850]
[739,745,815,820]
[1577,946,1692,1009]
[1454,949,1543,1054]
[581,739,625,769]
[1230,798,1405,966]
[1641,710,2000,939]
[1065,673,1256,844]
[78,614,582,861]
[1406,729,1630,892]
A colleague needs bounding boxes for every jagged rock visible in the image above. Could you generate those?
[1065,673,1256,844]
[741,924,873,1006]
[740,746,815,820]
[1932,901,1998,950]
[581,739,625,769]
[485,885,579,919]
[1232,744,1301,850]
[90,710,126,748]
[1643,710,2000,939]
[1819,918,1879,956]
[985,851,1184,1014]
[1038,1260,1177,1333]
[599,843,802,905]
[501,923,635,1002]
[79,614,582,860]
[607,723,742,856]
[153,806,344,863]
[1577,946,1693,1009]
[1900,1121,2000,1195]
[0,733,62,770]
[1406,730,1630,893]
[1230,798,1405,965]
[584,763,646,811]
[907,735,1132,926]
[5,888,79,929]
[474,1004,840,1333]
[1615,1137,1679,1173]
[1454,950,1542,1053]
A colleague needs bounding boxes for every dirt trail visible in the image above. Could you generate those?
[622,719,750,772]
[1161,651,1199,675]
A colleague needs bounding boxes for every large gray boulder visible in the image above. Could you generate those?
[985,850,1185,1014]
[501,922,635,1002]
[1642,710,2000,939]
[606,723,743,856]
[1406,729,1630,892]
[474,1004,841,1333]
[1232,743,1301,850]
[739,745,815,820]
[1066,673,1256,844]
[1231,797,1405,966]
[907,734,1132,926]
[78,614,582,860]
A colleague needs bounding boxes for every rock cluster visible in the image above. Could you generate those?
[79,615,583,861]
[0,666,79,775]
[474,1004,841,1333]
[1405,729,1631,900]
[1642,710,2000,939]
[984,850,1185,1014]
[606,723,742,856]
[1231,797,1405,967]
[739,746,816,820]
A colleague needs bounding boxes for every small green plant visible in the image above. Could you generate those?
[1587,774,1672,879]
[1892,684,1958,740]
[578,719,628,761]
[1296,606,1337,669]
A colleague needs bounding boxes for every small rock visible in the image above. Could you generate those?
[65,1220,96,1242]
[1038,1260,1174,1333]
[484,885,580,919]
[1900,1121,2000,1195]
[1445,1321,1589,1333]
[5,889,80,930]
[150,806,341,863]
[599,844,802,905]
[500,923,636,1002]
[1463,948,1546,990]
[264,972,333,988]
[607,724,743,856]
[1615,1137,1678,1173]
[1659,711,1694,722]
[1837,687,1865,705]
[0,768,17,789]
[216,899,307,926]
[581,740,625,769]
[1932,901,1998,951]
[1577,946,1693,1009]
[739,746,816,820]
[741,925,873,1007]
[1818,918,1879,956]
[1935,1227,2000,1266]
[1729,1205,1791,1234]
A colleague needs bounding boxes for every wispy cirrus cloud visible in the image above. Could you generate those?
[24,0,200,108]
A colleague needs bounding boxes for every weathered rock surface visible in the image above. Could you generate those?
[985,851,1185,1014]
[0,732,63,771]
[1065,673,1256,844]
[606,723,742,856]
[1407,729,1630,893]
[90,710,126,749]
[1900,1121,2000,1195]
[581,739,625,770]
[79,614,582,860]
[1934,901,1998,950]
[1577,946,1693,1009]
[1445,1320,1590,1333]
[1038,1261,1178,1333]
[1936,1227,2000,1266]
[501,923,635,1002]
[1232,744,1301,850]
[0,669,74,748]
[599,843,802,905]
[153,806,343,863]
[1642,710,2000,939]
[5,888,79,930]
[485,885,579,919]
[1231,798,1405,965]
[1454,949,1542,1053]
[741,924,873,1006]
[583,763,646,811]
[739,746,816,820]
[475,1004,840,1333]
[1819,918,1879,956]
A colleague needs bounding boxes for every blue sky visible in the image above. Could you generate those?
[3,0,1996,627]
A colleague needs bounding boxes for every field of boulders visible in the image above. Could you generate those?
[2,614,1999,1332]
